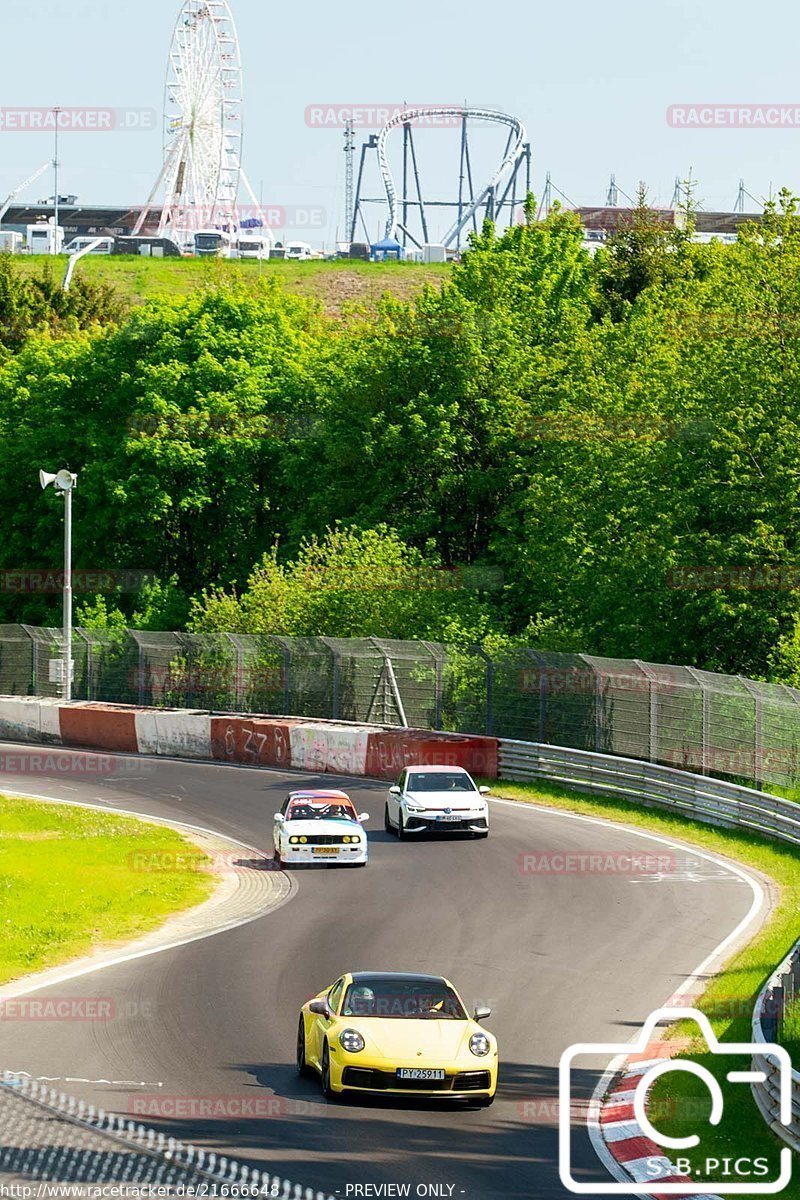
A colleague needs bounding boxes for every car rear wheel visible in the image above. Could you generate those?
[321,1042,336,1100]
[297,1017,312,1078]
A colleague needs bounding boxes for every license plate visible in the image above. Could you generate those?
[435,814,462,822]
[312,847,339,855]
[397,1068,446,1080]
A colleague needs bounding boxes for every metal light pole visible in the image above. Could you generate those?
[53,106,61,253]
[39,468,77,700]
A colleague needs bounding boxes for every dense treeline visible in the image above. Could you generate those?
[3,192,800,682]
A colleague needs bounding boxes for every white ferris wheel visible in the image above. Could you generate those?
[135,0,269,244]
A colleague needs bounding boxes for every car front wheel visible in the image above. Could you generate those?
[321,1042,337,1100]
[297,1017,312,1078]
[384,803,395,834]
[398,811,409,841]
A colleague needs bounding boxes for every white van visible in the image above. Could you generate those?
[284,241,313,261]
[64,236,114,256]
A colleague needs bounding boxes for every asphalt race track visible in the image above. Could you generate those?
[0,744,757,1199]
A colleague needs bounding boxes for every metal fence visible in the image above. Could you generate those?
[3,625,800,791]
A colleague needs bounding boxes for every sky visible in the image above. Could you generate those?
[2,0,800,247]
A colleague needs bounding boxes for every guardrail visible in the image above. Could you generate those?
[753,940,800,1154]
[498,738,800,1150]
[498,739,800,849]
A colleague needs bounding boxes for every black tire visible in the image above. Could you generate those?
[321,1042,337,1100]
[398,811,408,841]
[297,1017,313,1078]
[470,1093,495,1108]
[384,803,395,834]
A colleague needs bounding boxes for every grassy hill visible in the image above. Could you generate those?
[16,255,451,315]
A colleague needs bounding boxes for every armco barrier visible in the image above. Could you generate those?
[498,737,800,1152]
[498,739,800,848]
[753,939,800,1153]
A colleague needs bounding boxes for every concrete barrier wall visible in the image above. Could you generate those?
[0,697,499,782]
[290,724,369,776]
[365,730,498,780]
[0,698,62,745]
[134,711,212,760]
[59,705,139,754]
[210,716,294,769]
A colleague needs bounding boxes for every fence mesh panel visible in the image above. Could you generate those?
[3,624,800,790]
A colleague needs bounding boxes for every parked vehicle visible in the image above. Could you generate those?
[63,236,114,256]
[284,241,313,261]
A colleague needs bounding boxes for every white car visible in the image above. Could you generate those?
[384,766,490,839]
[273,789,369,868]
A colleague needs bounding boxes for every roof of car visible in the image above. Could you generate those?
[406,765,470,773]
[289,789,351,800]
[350,971,447,984]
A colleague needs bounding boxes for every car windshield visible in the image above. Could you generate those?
[406,772,476,792]
[341,979,467,1020]
[287,801,357,821]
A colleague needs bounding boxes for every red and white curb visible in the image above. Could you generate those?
[599,1059,722,1199]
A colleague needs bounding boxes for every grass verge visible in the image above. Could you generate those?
[14,256,450,313]
[0,795,214,985]
[488,777,800,1196]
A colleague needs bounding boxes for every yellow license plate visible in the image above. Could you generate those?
[313,847,339,855]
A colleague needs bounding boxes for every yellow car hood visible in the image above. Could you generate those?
[338,1018,480,1060]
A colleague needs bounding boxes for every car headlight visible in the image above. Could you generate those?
[406,803,425,813]
[469,1033,491,1057]
[289,836,299,844]
[339,1029,365,1053]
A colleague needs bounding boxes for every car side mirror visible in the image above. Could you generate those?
[479,786,490,795]
[274,813,284,823]
[389,786,401,795]
[474,1005,491,1022]
[358,812,370,822]
[309,999,331,1018]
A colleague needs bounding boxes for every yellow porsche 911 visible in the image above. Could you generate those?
[297,971,498,1105]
